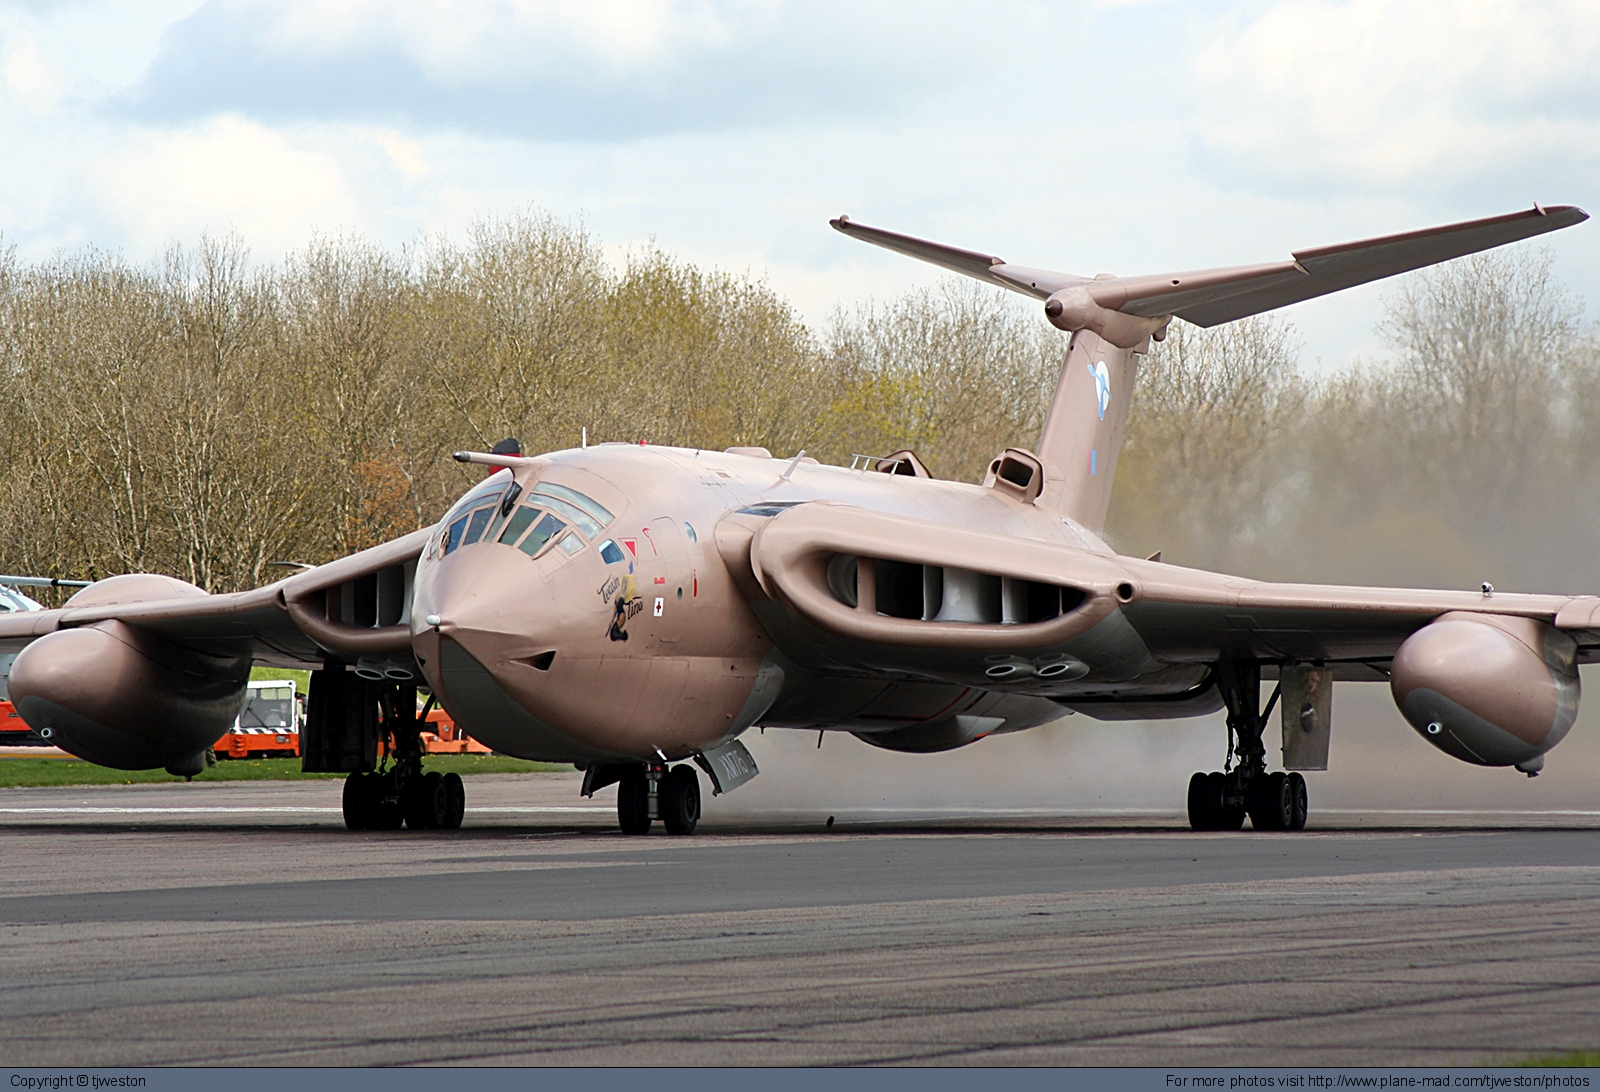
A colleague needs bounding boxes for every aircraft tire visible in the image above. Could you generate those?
[1215,770,1246,831]
[442,772,466,829]
[1186,772,1216,831]
[342,772,370,831]
[405,771,448,830]
[1248,771,1293,831]
[373,773,405,830]
[617,767,651,835]
[661,765,701,836]
[1288,772,1308,831]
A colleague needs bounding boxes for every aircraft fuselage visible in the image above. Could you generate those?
[409,443,1148,763]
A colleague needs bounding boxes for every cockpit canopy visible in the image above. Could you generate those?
[434,475,616,565]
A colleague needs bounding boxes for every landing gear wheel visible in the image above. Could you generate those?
[405,771,448,830]
[373,772,404,830]
[441,772,466,829]
[1287,771,1308,831]
[660,765,701,836]
[1214,772,1245,830]
[1186,771,1217,831]
[1248,771,1293,831]
[342,772,373,831]
[617,767,651,835]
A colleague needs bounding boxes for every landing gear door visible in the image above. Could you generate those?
[1280,665,1333,771]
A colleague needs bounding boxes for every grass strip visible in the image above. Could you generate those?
[0,754,571,788]
[1516,1050,1600,1066]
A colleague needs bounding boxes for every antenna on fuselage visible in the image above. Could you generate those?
[582,427,587,449]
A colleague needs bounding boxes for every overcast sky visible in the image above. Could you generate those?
[1,0,1596,369]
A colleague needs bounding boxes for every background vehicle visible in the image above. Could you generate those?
[0,577,86,746]
[213,679,302,759]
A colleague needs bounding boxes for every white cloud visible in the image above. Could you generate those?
[1,23,59,106]
[368,128,430,179]
[121,0,1042,141]
[83,116,373,257]
[263,0,739,71]
[1193,0,1600,193]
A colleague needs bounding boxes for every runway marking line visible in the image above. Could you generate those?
[0,800,611,806]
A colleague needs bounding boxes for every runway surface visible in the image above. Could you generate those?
[1,772,1597,1066]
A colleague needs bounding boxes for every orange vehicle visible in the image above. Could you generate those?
[421,707,492,754]
[213,679,300,760]
[0,698,40,743]
[378,706,492,757]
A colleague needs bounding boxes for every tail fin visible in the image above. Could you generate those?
[1033,331,1142,531]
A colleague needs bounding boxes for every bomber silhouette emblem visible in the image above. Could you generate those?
[1089,360,1111,420]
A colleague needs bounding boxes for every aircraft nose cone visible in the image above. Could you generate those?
[410,545,615,764]
[412,547,561,684]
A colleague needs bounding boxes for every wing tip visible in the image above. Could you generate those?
[1537,203,1589,225]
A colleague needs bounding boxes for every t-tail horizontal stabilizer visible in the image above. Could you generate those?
[831,204,1588,342]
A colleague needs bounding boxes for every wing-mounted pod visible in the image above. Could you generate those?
[1390,612,1579,774]
[4,529,433,774]
[743,502,1135,653]
[9,575,252,774]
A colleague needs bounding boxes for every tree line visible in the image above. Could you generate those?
[1113,248,1600,594]
[0,212,1593,600]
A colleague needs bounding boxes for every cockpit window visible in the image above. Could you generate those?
[444,483,506,525]
[598,539,627,565]
[736,501,805,518]
[530,494,603,538]
[557,533,583,555]
[497,506,538,546]
[462,507,494,546]
[516,513,567,556]
[443,515,470,555]
[531,483,613,531]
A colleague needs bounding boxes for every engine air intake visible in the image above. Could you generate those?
[825,554,1085,624]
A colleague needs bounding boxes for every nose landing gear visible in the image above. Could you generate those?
[1187,660,1309,832]
[660,764,701,835]
[603,762,703,836]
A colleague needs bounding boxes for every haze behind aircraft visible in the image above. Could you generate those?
[0,205,1591,835]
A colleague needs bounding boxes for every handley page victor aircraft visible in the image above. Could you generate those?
[0,205,1592,834]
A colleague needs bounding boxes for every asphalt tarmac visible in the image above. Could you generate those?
[1,772,1597,1066]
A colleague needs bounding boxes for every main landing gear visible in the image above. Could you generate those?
[613,763,701,836]
[343,768,465,831]
[342,688,465,831]
[1187,659,1308,832]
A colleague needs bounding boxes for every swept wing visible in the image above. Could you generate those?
[0,529,428,666]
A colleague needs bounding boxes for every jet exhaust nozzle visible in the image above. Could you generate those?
[355,655,418,681]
